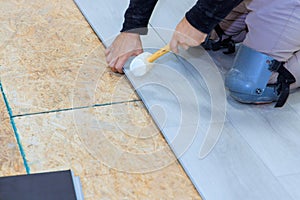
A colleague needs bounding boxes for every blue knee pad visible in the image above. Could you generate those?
[225,45,278,104]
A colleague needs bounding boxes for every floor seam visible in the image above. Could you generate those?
[0,81,30,174]
[12,99,142,118]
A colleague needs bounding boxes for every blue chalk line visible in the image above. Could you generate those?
[0,82,30,174]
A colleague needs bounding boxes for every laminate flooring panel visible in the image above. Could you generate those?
[227,101,300,176]
[73,0,165,48]
[164,123,292,200]
[149,0,197,30]
[125,47,228,128]
[286,91,300,115]
[278,173,300,200]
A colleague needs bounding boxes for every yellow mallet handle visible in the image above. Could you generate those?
[147,44,171,63]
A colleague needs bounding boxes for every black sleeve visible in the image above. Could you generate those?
[186,0,244,34]
[121,0,158,35]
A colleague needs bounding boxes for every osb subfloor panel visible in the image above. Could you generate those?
[0,0,138,116]
[0,92,26,176]
[0,0,201,199]
[14,102,200,199]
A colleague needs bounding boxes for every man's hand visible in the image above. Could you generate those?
[170,17,207,53]
[105,32,143,73]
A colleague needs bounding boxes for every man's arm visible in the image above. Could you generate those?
[121,0,158,34]
[186,0,244,34]
[107,0,244,73]
[106,0,158,73]
[170,0,244,52]
[121,0,243,35]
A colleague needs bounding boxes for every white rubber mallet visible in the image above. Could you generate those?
[129,44,171,76]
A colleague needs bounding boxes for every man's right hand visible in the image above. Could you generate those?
[105,32,143,73]
[170,17,207,54]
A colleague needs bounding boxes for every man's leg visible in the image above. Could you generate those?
[225,0,300,105]
[210,1,249,43]
[244,0,300,89]
[218,0,250,42]
[244,0,300,62]
[268,51,300,89]
[287,51,300,89]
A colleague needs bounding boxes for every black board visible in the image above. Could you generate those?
[0,170,79,200]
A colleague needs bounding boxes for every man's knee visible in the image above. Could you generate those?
[225,45,278,104]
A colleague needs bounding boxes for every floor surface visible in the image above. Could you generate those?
[74,0,300,199]
[0,0,200,199]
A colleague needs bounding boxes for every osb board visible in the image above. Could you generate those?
[0,0,138,116]
[14,101,201,199]
[0,92,26,176]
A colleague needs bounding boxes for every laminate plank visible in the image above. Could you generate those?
[163,122,292,200]
[124,47,227,130]
[149,0,197,30]
[73,0,165,48]
[278,173,300,200]
[286,91,300,116]
[227,100,300,176]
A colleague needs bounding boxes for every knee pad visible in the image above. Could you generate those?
[225,45,295,107]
